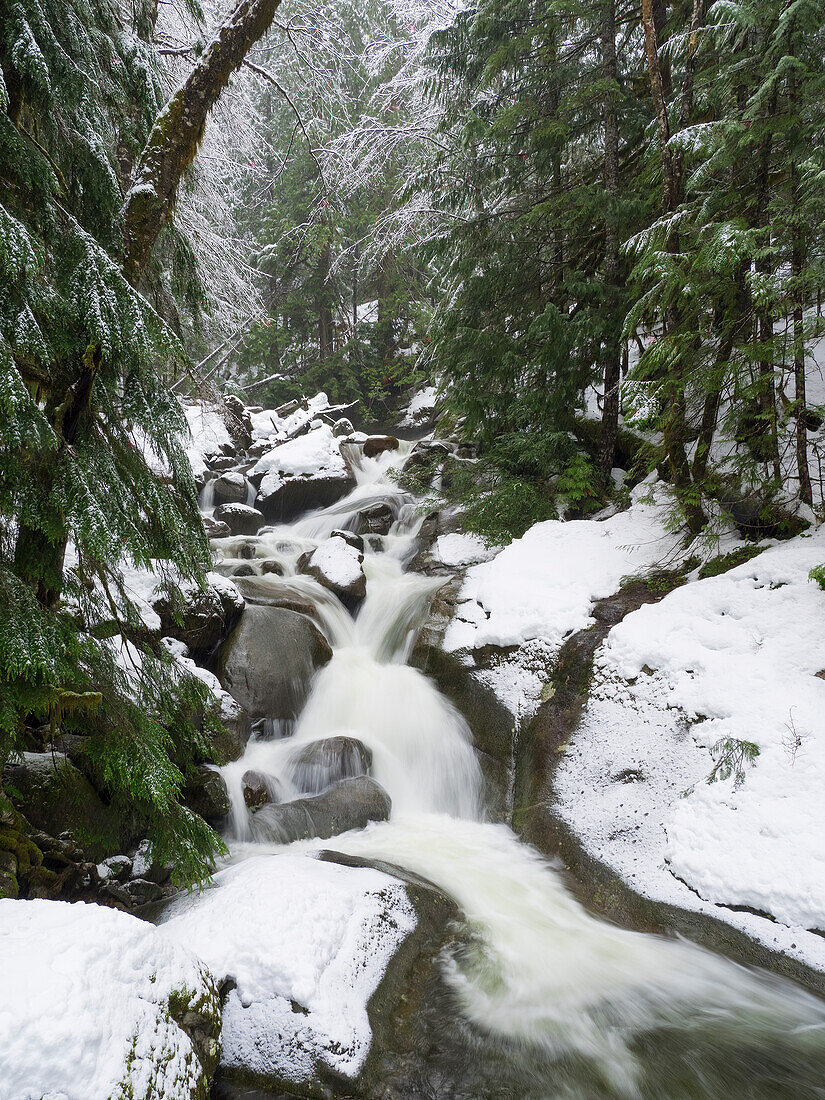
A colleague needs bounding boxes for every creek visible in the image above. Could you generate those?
[204,440,825,1099]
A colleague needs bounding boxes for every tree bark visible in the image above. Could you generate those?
[599,0,621,475]
[122,0,285,286]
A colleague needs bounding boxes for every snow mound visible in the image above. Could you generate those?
[250,394,332,444]
[158,853,416,1086]
[444,480,685,653]
[0,898,220,1100]
[252,425,348,499]
[433,532,498,567]
[556,526,825,958]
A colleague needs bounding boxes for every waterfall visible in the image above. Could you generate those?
[211,438,825,1094]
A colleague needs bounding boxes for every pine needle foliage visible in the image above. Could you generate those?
[1,0,223,880]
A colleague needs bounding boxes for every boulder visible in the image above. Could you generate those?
[212,471,248,505]
[231,564,256,577]
[258,474,355,524]
[355,501,395,536]
[183,766,231,825]
[242,769,280,808]
[213,503,265,537]
[233,576,317,617]
[252,425,355,523]
[300,535,366,611]
[260,559,284,575]
[153,575,245,655]
[332,417,355,437]
[330,528,364,552]
[287,736,373,795]
[250,776,390,844]
[202,516,231,540]
[363,435,400,459]
[97,854,132,883]
[218,605,332,722]
[3,753,124,861]
[206,455,237,472]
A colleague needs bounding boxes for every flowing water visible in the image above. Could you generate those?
[210,442,825,1099]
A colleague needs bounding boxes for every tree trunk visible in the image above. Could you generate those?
[21,0,287,607]
[123,0,286,286]
[318,239,334,362]
[641,0,707,533]
[599,0,621,475]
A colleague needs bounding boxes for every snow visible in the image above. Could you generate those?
[250,394,333,444]
[310,535,364,587]
[184,405,233,480]
[444,479,686,653]
[399,385,437,426]
[432,531,498,567]
[555,525,825,967]
[0,898,218,1100]
[252,424,348,500]
[158,853,416,1085]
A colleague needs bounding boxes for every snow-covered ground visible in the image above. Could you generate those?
[0,899,220,1100]
[555,526,825,970]
[159,853,416,1087]
[443,480,690,656]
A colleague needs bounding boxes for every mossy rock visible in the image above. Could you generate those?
[3,752,125,861]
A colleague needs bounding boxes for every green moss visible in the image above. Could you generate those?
[698,544,765,579]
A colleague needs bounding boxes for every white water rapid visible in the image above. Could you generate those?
[211,441,825,1098]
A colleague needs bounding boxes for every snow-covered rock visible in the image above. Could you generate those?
[252,425,354,522]
[555,525,825,968]
[400,386,438,428]
[302,534,366,609]
[0,898,221,1099]
[158,853,416,1091]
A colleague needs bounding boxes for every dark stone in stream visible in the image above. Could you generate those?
[153,576,245,656]
[249,776,391,844]
[214,503,266,536]
[217,605,332,722]
[363,434,400,459]
[257,474,356,524]
[242,769,281,808]
[231,564,257,577]
[330,528,364,552]
[203,516,232,540]
[183,766,231,825]
[355,501,395,536]
[260,559,284,575]
[213,471,249,505]
[286,735,373,795]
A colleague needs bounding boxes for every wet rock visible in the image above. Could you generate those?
[3,753,124,861]
[206,455,238,472]
[218,605,332,722]
[231,564,256,577]
[332,417,354,437]
[410,643,515,768]
[363,435,400,459]
[287,736,373,795]
[213,471,248,505]
[355,501,395,536]
[257,474,355,524]
[260,559,284,575]
[233,576,318,618]
[203,516,232,540]
[184,766,231,825]
[242,769,281,808]
[250,776,391,844]
[153,575,245,656]
[300,535,367,611]
[125,877,164,905]
[213,503,265,537]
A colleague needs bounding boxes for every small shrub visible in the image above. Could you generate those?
[707,737,760,790]
[698,545,764,579]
